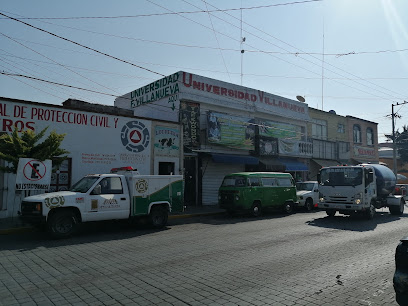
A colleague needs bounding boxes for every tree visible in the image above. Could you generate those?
[386,125,408,164]
[0,127,69,173]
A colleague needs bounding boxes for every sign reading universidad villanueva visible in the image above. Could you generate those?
[130,73,180,108]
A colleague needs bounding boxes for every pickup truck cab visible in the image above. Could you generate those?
[19,167,184,238]
[296,181,319,211]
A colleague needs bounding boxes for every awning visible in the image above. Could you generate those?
[278,158,308,172]
[312,159,340,168]
[211,154,259,165]
[259,158,285,171]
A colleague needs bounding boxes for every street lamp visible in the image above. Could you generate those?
[392,101,408,176]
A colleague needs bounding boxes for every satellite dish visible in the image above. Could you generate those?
[296,95,305,102]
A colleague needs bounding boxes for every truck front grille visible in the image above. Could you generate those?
[326,196,353,205]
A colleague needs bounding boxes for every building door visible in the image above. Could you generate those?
[159,162,175,175]
[184,156,197,206]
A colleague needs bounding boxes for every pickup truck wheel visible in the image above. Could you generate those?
[150,206,168,228]
[251,202,262,217]
[326,209,336,217]
[48,210,78,239]
[390,199,405,216]
[305,198,313,212]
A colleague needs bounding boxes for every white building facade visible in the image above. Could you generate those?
[115,71,313,206]
[0,97,183,218]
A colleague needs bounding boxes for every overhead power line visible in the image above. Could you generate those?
[0,12,165,77]
[0,1,322,20]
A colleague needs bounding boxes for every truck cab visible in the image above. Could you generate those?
[318,164,404,219]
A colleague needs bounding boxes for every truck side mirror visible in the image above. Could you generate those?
[91,184,101,195]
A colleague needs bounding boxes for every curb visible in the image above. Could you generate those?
[169,211,224,219]
[0,226,34,235]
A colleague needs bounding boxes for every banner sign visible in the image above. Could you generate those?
[16,158,52,190]
[279,139,313,157]
[259,138,278,156]
[180,102,200,149]
[353,145,376,158]
[207,112,255,150]
[154,126,180,157]
[258,119,303,140]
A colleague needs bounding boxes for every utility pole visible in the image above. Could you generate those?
[392,101,408,176]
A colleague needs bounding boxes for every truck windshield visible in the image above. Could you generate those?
[319,168,363,187]
[296,182,315,191]
[221,176,246,187]
[70,176,99,193]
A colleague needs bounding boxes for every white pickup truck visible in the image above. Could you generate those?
[296,181,319,211]
[19,167,184,238]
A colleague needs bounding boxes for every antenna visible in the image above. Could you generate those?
[321,16,325,111]
[240,4,244,86]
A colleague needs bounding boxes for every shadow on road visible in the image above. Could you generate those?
[305,211,407,232]
[0,219,169,252]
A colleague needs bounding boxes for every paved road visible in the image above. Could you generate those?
[0,209,406,306]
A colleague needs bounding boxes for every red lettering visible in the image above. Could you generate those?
[182,72,192,87]
[3,119,13,132]
[213,86,220,95]
[193,81,201,90]
[221,88,227,96]
[26,122,35,131]
[258,90,264,102]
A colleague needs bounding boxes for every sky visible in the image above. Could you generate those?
[1,0,408,143]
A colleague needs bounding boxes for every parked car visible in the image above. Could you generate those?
[296,181,319,211]
[394,237,408,305]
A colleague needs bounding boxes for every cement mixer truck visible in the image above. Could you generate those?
[318,164,405,219]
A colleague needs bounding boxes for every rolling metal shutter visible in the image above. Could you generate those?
[201,157,243,206]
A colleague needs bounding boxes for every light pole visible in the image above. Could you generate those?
[392,101,408,176]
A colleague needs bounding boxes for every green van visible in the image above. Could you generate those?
[218,172,298,216]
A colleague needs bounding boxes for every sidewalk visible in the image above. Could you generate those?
[0,205,225,235]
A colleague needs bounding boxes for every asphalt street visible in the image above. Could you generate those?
[0,208,406,306]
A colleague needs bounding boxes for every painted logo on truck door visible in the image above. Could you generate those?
[135,179,148,193]
[121,121,150,153]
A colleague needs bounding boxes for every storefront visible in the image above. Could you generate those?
[115,71,312,206]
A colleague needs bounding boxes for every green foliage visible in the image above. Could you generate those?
[386,125,408,164]
[0,127,69,173]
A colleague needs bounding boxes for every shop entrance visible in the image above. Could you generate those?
[184,156,198,206]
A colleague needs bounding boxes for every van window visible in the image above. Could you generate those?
[222,176,246,187]
[248,177,261,186]
[277,178,293,187]
[262,178,276,186]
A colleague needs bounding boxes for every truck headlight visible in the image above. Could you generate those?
[235,195,240,201]
[354,193,362,204]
